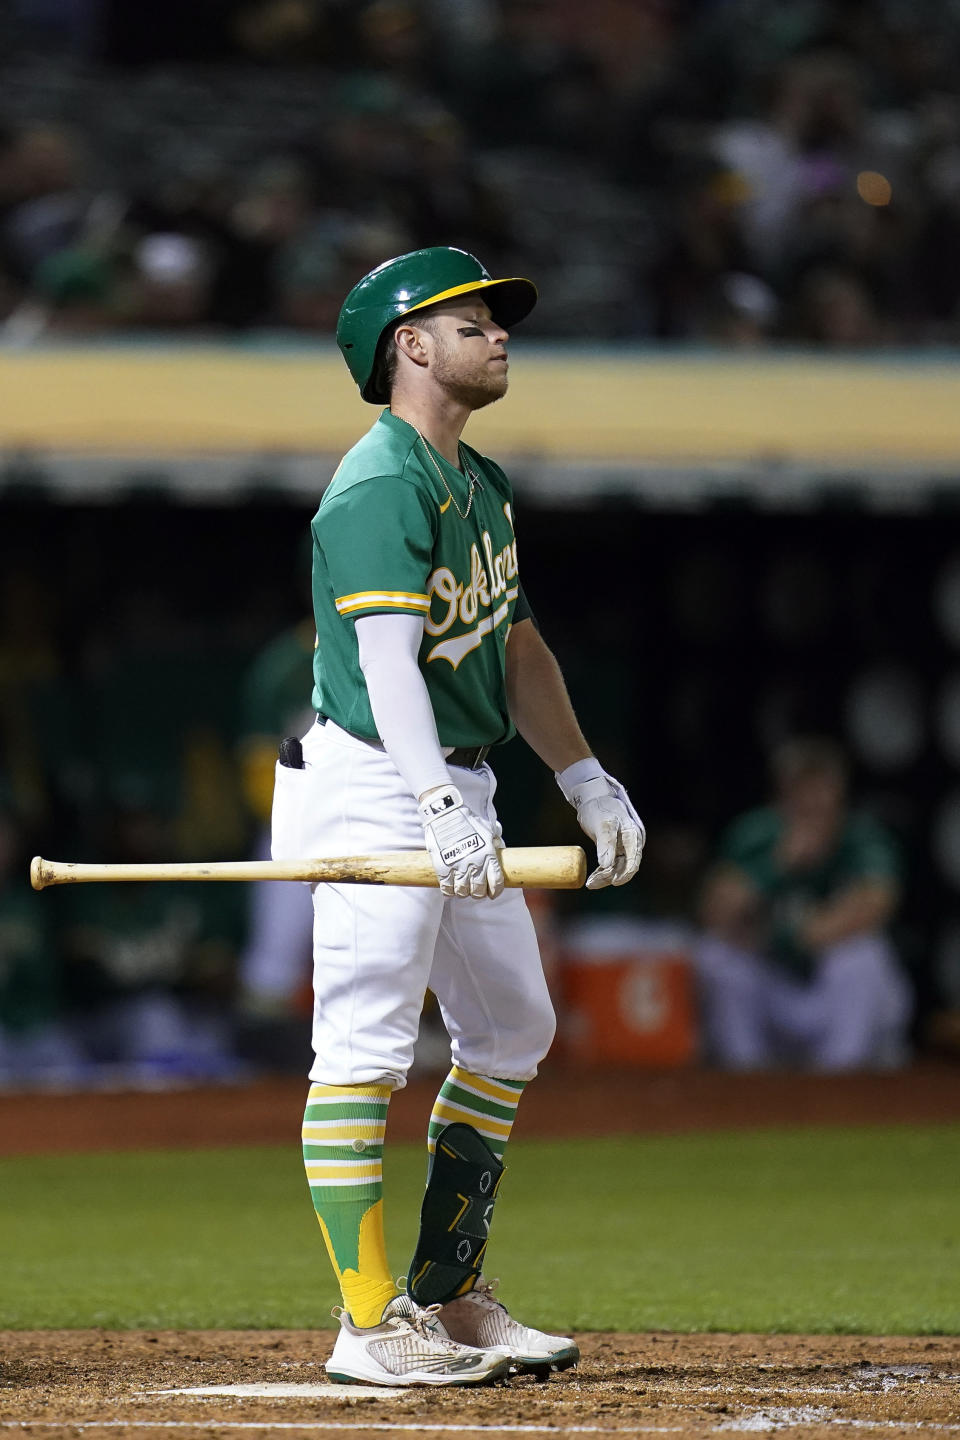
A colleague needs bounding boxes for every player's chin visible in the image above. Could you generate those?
[448,370,509,411]
[473,373,510,409]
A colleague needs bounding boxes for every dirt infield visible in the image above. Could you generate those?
[2,1063,960,1156]
[2,1329,959,1438]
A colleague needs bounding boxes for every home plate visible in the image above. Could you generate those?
[157,1383,406,1400]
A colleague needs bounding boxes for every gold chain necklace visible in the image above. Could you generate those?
[413,427,478,520]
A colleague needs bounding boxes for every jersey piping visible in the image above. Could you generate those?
[335,590,431,617]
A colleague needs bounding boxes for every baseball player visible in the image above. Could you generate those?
[271,246,645,1387]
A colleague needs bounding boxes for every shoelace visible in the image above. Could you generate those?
[402,1301,446,1339]
[330,1298,444,1339]
[465,1277,503,1309]
[396,1273,505,1321]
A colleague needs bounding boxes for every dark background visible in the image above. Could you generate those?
[4,486,958,1040]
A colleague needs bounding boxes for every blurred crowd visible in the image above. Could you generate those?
[3,0,960,344]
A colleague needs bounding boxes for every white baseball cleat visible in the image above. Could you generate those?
[325,1294,514,1387]
[437,1276,580,1376]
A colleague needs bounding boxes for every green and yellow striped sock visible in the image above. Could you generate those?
[301,1081,397,1328]
[427,1065,527,1163]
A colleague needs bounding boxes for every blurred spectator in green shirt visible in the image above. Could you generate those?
[696,737,911,1070]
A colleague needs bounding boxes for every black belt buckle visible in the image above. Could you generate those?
[448,745,490,770]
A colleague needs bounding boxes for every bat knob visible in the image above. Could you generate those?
[30,856,47,891]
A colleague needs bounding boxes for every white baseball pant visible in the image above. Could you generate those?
[695,932,912,1071]
[271,718,556,1088]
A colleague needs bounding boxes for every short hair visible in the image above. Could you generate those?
[370,310,440,401]
[770,736,849,790]
[369,316,403,401]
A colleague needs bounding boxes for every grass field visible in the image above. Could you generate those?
[2,1124,957,1335]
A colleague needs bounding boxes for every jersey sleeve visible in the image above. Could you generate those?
[315,476,437,622]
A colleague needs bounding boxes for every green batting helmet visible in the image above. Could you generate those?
[337,246,537,403]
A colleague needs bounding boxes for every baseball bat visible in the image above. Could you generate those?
[30,846,586,892]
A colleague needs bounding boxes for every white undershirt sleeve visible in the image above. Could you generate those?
[355,612,452,801]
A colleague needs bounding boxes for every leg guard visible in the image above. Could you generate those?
[407,1123,504,1306]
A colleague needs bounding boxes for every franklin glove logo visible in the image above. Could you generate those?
[440,833,483,864]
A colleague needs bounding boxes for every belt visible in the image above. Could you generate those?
[446,745,491,771]
[318,718,489,771]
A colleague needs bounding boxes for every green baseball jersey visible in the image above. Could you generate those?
[721,805,900,977]
[311,411,531,748]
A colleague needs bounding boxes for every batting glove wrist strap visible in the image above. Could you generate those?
[555,761,646,890]
[555,757,607,805]
[419,785,505,899]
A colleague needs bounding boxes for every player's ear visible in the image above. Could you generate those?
[393,321,430,369]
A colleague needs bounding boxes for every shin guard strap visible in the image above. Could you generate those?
[407,1123,504,1306]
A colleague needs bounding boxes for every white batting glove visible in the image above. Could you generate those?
[419,784,505,899]
[556,758,645,890]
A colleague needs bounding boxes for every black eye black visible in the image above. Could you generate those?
[457,326,484,336]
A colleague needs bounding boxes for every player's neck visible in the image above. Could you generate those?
[389,391,470,469]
